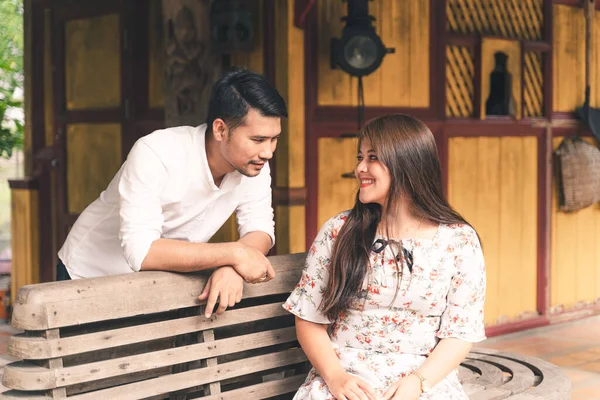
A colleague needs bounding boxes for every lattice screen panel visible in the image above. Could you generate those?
[447,0,544,40]
[446,45,474,118]
[524,52,544,117]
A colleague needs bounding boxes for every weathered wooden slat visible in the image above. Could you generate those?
[3,327,298,390]
[1,362,53,391]
[66,348,307,400]
[11,253,305,330]
[0,391,50,399]
[202,374,306,400]
[9,303,289,359]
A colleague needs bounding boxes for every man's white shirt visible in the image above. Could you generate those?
[58,124,275,279]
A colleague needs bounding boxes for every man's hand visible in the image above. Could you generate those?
[198,266,244,318]
[232,243,276,283]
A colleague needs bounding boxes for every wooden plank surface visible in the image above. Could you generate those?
[11,253,306,330]
[65,348,307,400]
[448,137,538,325]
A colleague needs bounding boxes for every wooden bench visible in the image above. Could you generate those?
[0,253,570,399]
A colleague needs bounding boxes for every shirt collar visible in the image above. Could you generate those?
[198,124,242,192]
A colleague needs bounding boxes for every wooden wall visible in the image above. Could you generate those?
[551,136,600,313]
[553,4,600,112]
[316,0,429,108]
[550,4,600,313]
[448,136,539,326]
[10,188,39,300]
[208,0,266,245]
[273,0,306,254]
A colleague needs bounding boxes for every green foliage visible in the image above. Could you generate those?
[0,0,24,159]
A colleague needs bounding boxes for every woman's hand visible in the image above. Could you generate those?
[325,370,378,400]
[383,374,422,400]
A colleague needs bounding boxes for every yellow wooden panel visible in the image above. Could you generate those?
[448,137,538,325]
[317,0,352,106]
[11,188,39,297]
[317,0,429,107]
[66,124,122,214]
[149,0,165,108]
[553,5,600,112]
[317,138,358,227]
[551,136,600,311]
[209,214,239,243]
[274,0,305,189]
[275,205,306,254]
[65,14,121,109]
[481,38,522,119]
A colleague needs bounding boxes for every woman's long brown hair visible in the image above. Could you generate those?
[320,114,473,321]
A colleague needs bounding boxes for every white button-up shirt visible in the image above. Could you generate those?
[58,124,275,279]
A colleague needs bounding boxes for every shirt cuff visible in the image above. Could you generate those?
[121,231,161,272]
[238,223,275,249]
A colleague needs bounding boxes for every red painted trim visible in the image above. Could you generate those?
[442,120,547,136]
[8,178,40,190]
[553,0,600,9]
[552,111,581,120]
[523,40,552,52]
[273,187,307,206]
[537,128,551,317]
[473,39,482,118]
[294,0,316,29]
[312,106,435,131]
[485,316,549,337]
[53,0,121,20]
[304,4,318,249]
[545,1,554,118]
[447,33,478,47]
[433,0,447,119]
[51,2,69,267]
[264,0,275,85]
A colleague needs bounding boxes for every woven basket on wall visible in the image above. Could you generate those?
[554,136,600,212]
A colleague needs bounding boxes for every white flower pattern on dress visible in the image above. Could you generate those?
[284,211,486,399]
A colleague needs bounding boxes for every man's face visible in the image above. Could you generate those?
[218,108,281,177]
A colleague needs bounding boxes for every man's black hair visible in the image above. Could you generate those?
[206,67,287,136]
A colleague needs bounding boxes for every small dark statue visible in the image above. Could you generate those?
[485,51,512,116]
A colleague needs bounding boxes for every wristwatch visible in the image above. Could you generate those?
[412,370,432,393]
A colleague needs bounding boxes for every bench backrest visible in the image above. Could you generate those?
[0,253,572,400]
[2,253,308,399]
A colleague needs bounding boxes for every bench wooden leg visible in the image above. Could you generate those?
[200,329,221,395]
[44,329,67,399]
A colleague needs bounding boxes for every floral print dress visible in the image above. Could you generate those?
[283,211,486,399]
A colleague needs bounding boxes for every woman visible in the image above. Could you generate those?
[284,114,486,400]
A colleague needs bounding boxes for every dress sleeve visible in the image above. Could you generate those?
[437,226,487,342]
[283,213,347,324]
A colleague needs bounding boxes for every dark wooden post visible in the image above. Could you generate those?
[162,0,222,127]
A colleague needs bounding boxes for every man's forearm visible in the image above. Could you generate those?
[140,238,239,272]
[238,231,272,255]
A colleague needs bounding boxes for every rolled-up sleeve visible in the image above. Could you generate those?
[235,162,275,247]
[118,141,168,271]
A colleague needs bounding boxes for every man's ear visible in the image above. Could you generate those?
[212,119,227,142]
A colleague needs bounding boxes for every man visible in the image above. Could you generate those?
[57,68,287,318]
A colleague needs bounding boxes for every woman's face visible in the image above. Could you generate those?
[355,140,391,207]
